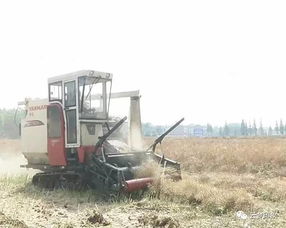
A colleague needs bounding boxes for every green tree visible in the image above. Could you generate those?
[223,122,229,136]
[280,119,284,135]
[0,109,19,139]
[253,120,257,136]
[259,121,264,136]
[268,126,273,136]
[0,113,3,137]
[219,127,223,137]
[206,123,213,136]
[245,122,248,136]
[248,121,252,136]
[241,119,247,136]
[275,121,279,135]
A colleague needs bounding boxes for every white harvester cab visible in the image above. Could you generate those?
[20,70,143,167]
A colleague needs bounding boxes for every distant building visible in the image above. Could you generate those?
[168,125,185,136]
[193,127,204,137]
[143,123,207,137]
[192,125,206,137]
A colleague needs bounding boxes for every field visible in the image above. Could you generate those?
[1,138,286,227]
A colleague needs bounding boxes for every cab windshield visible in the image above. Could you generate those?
[78,76,111,119]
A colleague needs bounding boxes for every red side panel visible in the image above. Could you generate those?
[47,104,67,166]
[77,146,96,163]
[77,147,85,163]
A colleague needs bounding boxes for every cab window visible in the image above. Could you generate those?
[49,82,62,102]
[64,81,76,107]
[78,76,109,119]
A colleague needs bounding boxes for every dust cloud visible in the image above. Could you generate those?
[0,139,33,175]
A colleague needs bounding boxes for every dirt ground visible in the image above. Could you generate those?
[1,139,286,227]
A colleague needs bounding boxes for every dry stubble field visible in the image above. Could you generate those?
[1,138,286,227]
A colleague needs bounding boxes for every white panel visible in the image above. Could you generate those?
[21,99,49,164]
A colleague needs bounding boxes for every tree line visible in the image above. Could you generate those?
[143,119,286,137]
[0,109,20,139]
[1,108,286,138]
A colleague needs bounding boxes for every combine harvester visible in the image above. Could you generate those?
[18,70,183,193]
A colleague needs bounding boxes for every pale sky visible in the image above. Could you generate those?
[1,0,286,126]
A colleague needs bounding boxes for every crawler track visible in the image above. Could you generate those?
[32,171,86,190]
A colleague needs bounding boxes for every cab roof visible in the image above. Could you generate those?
[48,70,113,84]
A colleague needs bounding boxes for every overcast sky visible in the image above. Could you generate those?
[1,0,286,126]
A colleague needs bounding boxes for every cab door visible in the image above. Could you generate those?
[64,80,79,147]
[47,104,66,166]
